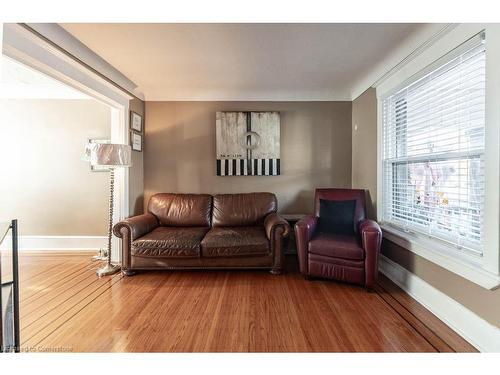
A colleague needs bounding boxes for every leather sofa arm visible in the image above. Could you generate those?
[264,213,290,275]
[264,213,291,241]
[113,213,158,273]
[113,213,159,241]
[294,215,318,275]
[358,219,382,289]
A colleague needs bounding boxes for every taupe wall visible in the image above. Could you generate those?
[352,88,377,219]
[351,88,500,328]
[144,101,352,213]
[0,99,111,236]
[129,98,145,216]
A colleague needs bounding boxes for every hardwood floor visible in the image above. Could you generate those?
[12,251,476,352]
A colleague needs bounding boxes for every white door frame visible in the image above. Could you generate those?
[2,23,132,261]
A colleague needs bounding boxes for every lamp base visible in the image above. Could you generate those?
[96,263,121,277]
[92,248,107,261]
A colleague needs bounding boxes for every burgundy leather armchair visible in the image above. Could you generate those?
[294,188,382,289]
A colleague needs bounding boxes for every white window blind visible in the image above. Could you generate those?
[381,33,486,256]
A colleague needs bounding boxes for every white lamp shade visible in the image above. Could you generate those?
[89,143,131,167]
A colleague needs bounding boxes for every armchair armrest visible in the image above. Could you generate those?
[358,219,382,289]
[358,219,381,234]
[113,213,159,241]
[294,215,318,275]
[264,213,291,241]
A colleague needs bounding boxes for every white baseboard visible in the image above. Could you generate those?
[379,254,500,352]
[0,235,106,251]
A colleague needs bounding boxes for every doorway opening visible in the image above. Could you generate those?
[0,39,130,262]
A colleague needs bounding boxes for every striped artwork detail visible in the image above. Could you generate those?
[217,159,280,176]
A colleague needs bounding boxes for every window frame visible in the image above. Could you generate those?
[376,24,500,290]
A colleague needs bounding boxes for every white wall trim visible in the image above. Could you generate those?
[111,104,130,263]
[379,254,500,352]
[25,23,145,101]
[350,23,455,100]
[3,24,133,107]
[0,235,106,251]
[371,24,458,90]
[145,90,352,102]
[382,227,500,290]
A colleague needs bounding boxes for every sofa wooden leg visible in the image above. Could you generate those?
[121,269,136,277]
[270,268,282,275]
[304,274,312,281]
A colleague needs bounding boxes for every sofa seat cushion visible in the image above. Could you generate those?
[132,227,209,258]
[308,233,364,260]
[201,226,270,257]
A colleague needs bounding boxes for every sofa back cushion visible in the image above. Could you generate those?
[148,193,212,227]
[212,192,277,227]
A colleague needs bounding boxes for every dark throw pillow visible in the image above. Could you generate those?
[317,199,356,235]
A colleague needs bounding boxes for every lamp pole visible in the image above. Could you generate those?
[96,167,120,277]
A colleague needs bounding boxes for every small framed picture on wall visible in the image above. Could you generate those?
[131,131,142,152]
[130,111,143,132]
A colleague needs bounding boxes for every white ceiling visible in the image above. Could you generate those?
[61,23,426,101]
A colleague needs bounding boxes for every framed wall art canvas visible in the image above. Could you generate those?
[215,111,280,176]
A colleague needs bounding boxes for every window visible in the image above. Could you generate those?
[381,33,486,256]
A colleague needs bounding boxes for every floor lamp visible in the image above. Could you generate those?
[86,143,131,277]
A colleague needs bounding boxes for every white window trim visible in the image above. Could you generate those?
[376,23,500,290]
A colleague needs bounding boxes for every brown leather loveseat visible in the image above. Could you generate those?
[113,192,290,275]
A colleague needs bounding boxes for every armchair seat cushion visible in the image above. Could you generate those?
[132,227,209,258]
[201,226,270,257]
[308,254,365,285]
[308,233,364,260]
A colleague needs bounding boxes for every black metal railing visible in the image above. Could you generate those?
[1,219,20,353]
